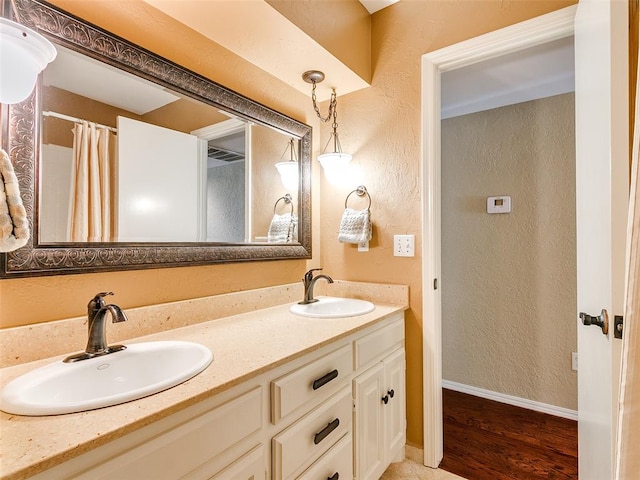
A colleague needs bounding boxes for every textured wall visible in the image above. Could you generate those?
[206,162,245,243]
[320,0,576,446]
[251,125,293,241]
[440,94,577,410]
[266,0,372,83]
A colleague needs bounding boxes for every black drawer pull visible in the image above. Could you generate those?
[314,418,340,445]
[328,474,339,480]
[312,369,339,390]
[382,394,389,405]
[388,389,395,398]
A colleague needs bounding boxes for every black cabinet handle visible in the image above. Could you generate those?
[328,474,339,480]
[382,395,389,404]
[388,389,395,398]
[312,369,339,390]
[314,418,340,445]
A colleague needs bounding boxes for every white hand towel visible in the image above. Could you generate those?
[268,213,297,243]
[338,208,372,244]
[0,148,29,252]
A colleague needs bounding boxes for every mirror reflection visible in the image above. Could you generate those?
[39,45,299,244]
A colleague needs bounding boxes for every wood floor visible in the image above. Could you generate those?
[439,389,578,480]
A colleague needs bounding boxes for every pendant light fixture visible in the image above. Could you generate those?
[0,17,57,104]
[275,138,299,190]
[0,13,56,253]
[302,70,352,175]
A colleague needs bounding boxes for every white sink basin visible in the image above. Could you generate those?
[0,340,213,416]
[290,296,375,318]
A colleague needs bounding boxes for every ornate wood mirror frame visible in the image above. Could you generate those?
[0,0,312,278]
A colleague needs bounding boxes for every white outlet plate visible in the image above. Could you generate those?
[358,241,369,252]
[394,235,415,257]
[572,352,578,371]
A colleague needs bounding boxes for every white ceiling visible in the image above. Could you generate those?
[358,0,400,14]
[142,0,369,102]
[43,46,179,115]
[441,36,575,119]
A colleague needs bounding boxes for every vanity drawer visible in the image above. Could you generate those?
[297,433,352,480]
[354,316,404,370]
[70,387,263,479]
[272,386,352,480]
[271,344,352,424]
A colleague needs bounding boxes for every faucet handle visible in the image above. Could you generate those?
[89,291,114,309]
[303,268,323,283]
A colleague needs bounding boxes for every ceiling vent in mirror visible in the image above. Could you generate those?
[207,146,244,163]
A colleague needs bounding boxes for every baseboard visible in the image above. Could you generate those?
[404,444,424,464]
[442,380,578,421]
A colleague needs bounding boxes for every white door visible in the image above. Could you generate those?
[117,116,204,242]
[574,0,628,478]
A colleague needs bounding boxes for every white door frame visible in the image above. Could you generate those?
[420,5,577,467]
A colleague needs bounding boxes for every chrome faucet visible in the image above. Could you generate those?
[299,268,334,305]
[64,292,128,363]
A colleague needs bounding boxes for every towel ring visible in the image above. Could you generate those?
[273,193,294,215]
[345,185,371,210]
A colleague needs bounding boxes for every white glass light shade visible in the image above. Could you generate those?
[275,161,299,190]
[318,152,352,172]
[0,18,57,104]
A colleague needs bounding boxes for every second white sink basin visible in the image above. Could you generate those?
[290,296,375,318]
[0,340,213,416]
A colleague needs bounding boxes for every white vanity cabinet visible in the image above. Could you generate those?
[353,319,407,480]
[23,312,405,480]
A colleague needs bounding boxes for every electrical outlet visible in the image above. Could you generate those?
[394,235,415,257]
[358,241,369,252]
[572,352,578,371]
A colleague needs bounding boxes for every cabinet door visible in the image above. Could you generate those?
[353,362,385,480]
[209,445,265,480]
[384,349,406,462]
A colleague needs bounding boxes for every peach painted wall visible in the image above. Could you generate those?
[0,0,320,329]
[266,0,372,83]
[0,0,578,451]
[317,0,576,447]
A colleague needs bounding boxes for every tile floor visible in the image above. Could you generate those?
[380,459,467,480]
[380,447,467,480]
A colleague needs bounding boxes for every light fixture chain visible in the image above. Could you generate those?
[331,95,338,131]
[311,82,337,123]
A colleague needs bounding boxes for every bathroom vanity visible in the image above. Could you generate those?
[0,287,407,480]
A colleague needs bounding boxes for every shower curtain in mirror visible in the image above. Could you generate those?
[616,15,640,479]
[69,121,115,242]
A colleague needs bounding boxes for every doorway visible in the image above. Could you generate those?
[438,90,578,479]
[420,5,578,468]
[421,4,629,477]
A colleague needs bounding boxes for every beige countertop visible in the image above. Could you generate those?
[0,298,406,480]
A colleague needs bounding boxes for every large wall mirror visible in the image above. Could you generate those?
[1,0,312,277]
